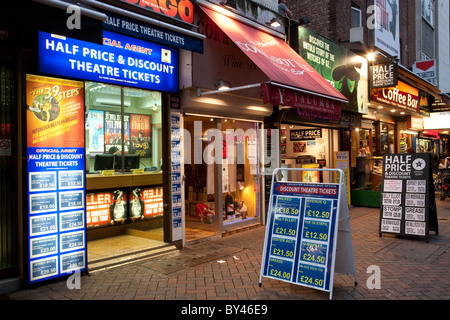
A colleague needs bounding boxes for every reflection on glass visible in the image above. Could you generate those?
[85,82,162,173]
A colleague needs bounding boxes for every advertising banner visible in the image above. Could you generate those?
[373,0,400,58]
[129,186,164,220]
[39,30,178,93]
[86,190,115,228]
[26,75,86,284]
[297,27,368,114]
[379,153,438,240]
[130,114,151,157]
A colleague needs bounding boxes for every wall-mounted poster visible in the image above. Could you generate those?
[86,190,115,228]
[129,186,163,220]
[130,114,151,157]
[26,74,86,284]
[86,110,104,155]
[293,141,306,153]
[104,111,130,154]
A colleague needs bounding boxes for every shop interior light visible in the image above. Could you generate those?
[237,181,245,190]
[220,0,237,10]
[378,106,383,109]
[268,18,282,28]
[403,130,418,135]
[216,80,231,91]
[390,109,396,112]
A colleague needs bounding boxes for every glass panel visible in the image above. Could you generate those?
[85,82,162,172]
[222,120,260,226]
[184,116,218,238]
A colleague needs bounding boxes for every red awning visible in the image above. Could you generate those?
[200,6,348,114]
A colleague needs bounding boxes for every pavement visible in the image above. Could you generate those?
[2,197,450,308]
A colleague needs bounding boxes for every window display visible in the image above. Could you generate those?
[85,81,162,173]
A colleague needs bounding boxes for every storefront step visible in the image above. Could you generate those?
[222,223,262,237]
[87,235,178,272]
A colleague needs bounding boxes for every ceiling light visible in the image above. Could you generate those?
[367,52,376,61]
[390,109,396,112]
[268,18,281,28]
[220,0,237,10]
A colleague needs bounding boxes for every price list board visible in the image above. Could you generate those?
[379,153,438,240]
[26,75,87,284]
[261,181,340,293]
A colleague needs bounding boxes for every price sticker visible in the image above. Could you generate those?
[274,216,298,238]
[300,241,327,265]
[302,219,330,242]
[297,264,326,289]
[267,257,293,281]
[270,236,296,259]
[276,196,300,216]
[304,198,332,220]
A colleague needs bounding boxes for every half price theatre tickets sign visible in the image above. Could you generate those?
[379,153,438,240]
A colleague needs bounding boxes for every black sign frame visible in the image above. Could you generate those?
[379,153,438,242]
[369,62,398,89]
[290,129,322,141]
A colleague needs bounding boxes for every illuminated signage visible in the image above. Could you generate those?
[39,31,178,93]
[370,81,419,113]
[120,0,195,24]
[26,75,87,284]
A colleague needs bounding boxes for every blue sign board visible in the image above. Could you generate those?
[261,181,340,293]
[39,30,179,92]
[27,147,87,284]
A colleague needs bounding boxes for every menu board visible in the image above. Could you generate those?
[261,181,340,293]
[26,75,86,284]
[379,153,438,240]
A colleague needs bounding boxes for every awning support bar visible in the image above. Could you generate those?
[197,83,263,96]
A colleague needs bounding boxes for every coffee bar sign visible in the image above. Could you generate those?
[370,81,419,113]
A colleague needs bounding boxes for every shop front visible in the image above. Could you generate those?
[1,0,206,289]
[179,2,347,243]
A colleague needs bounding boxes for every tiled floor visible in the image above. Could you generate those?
[86,226,218,267]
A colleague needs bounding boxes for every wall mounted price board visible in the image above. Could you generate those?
[379,153,438,241]
[260,168,356,299]
[26,75,87,284]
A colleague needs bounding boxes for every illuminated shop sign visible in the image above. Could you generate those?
[370,81,419,113]
[104,12,203,53]
[119,0,195,24]
[26,75,86,284]
[39,31,178,93]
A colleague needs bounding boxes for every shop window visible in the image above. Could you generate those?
[85,82,162,173]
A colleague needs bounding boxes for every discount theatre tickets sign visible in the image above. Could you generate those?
[26,75,87,284]
[261,181,340,293]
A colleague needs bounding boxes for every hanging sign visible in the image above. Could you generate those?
[369,62,398,88]
[379,153,439,241]
[260,168,356,299]
[26,75,86,284]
